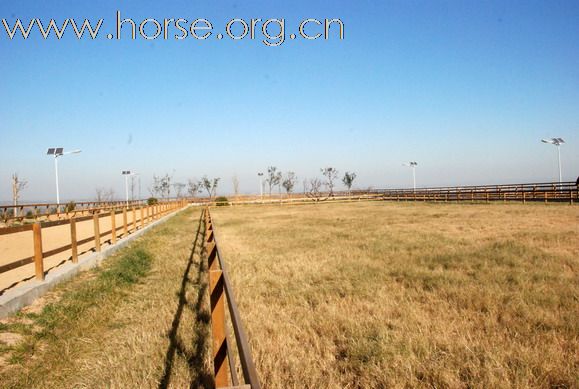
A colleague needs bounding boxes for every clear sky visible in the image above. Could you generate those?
[1,0,578,202]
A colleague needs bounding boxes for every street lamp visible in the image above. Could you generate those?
[541,138,565,183]
[122,170,132,205]
[46,147,82,205]
[257,172,264,199]
[403,161,418,191]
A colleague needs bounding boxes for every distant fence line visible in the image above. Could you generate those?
[0,200,188,284]
[364,180,578,204]
[209,180,579,207]
[2,181,577,222]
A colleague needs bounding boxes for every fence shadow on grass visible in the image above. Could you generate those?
[158,211,214,389]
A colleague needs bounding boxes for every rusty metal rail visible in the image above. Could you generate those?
[204,208,260,389]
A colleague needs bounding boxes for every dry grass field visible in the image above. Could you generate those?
[211,202,579,389]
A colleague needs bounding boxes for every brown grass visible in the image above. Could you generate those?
[211,202,579,389]
[0,207,213,389]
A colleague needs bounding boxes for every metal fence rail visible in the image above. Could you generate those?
[204,208,260,389]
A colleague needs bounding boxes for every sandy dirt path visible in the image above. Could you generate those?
[0,210,150,293]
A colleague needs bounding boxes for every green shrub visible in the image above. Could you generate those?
[215,196,229,206]
[147,197,158,205]
[65,201,76,213]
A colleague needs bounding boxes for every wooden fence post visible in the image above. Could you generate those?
[140,207,144,229]
[70,218,78,263]
[93,213,101,252]
[111,210,117,244]
[33,223,44,281]
[123,207,128,236]
[132,207,137,231]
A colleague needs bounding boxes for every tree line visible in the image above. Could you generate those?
[261,166,357,198]
[6,166,357,208]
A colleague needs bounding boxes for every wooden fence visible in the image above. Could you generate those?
[204,208,260,389]
[206,180,578,207]
[0,200,188,282]
[0,199,187,226]
[363,180,578,204]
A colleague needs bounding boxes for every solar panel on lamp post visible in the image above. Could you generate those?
[541,138,565,184]
[46,148,82,205]
[403,161,418,192]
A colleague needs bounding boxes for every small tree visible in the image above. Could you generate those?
[266,166,282,196]
[342,172,357,196]
[150,174,171,198]
[11,173,27,217]
[201,176,220,200]
[173,182,186,198]
[308,178,323,200]
[232,175,240,199]
[130,175,137,200]
[321,167,339,196]
[188,179,201,198]
[282,172,297,197]
[95,187,115,202]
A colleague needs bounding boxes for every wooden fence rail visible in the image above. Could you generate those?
[0,198,195,226]
[362,180,578,204]
[205,180,578,207]
[0,200,188,281]
[204,208,261,389]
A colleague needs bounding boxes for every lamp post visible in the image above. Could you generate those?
[122,171,131,205]
[257,172,264,199]
[46,148,82,205]
[541,138,565,184]
[403,161,418,191]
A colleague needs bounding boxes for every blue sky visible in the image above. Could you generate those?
[1,0,578,202]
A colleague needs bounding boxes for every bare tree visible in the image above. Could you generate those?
[188,179,201,198]
[95,187,115,202]
[342,172,357,196]
[307,178,323,200]
[282,172,297,197]
[321,167,339,196]
[130,175,137,200]
[173,182,186,198]
[232,175,240,199]
[12,173,27,217]
[201,176,220,200]
[266,166,282,196]
[150,174,171,198]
